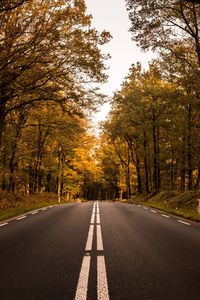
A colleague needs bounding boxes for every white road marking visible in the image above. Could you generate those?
[17,216,26,220]
[92,202,96,214]
[0,223,8,227]
[90,213,95,224]
[85,225,94,251]
[143,207,148,210]
[97,224,104,251]
[96,213,100,224]
[97,255,109,300]
[177,220,191,226]
[96,201,100,213]
[137,205,141,207]
[31,211,39,215]
[41,208,47,211]
[151,210,157,213]
[75,201,109,300]
[161,214,170,219]
[74,254,91,300]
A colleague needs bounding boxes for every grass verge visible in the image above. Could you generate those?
[0,192,71,222]
[121,190,200,223]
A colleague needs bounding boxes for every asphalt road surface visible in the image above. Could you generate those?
[1,201,200,300]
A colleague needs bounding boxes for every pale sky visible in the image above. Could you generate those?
[85,0,156,129]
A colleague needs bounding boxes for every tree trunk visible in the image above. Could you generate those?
[9,161,16,192]
[195,165,200,190]
[195,36,200,67]
[135,153,142,193]
[29,165,34,194]
[9,141,18,192]
[152,105,159,192]
[187,104,193,190]
[157,124,161,190]
[0,102,6,150]
[1,150,7,191]
[170,144,175,190]
[143,128,149,193]
[46,173,51,192]
[8,110,27,192]
[129,140,142,193]
[180,136,186,191]
[126,147,131,198]
[57,148,62,203]
[33,122,49,193]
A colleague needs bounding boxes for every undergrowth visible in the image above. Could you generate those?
[0,192,70,222]
[123,190,200,223]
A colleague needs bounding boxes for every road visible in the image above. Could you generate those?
[1,201,200,299]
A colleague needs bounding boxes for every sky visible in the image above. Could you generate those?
[84,0,155,130]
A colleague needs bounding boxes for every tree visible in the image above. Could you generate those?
[126,0,200,67]
[103,58,200,195]
[0,0,28,12]
[0,0,111,146]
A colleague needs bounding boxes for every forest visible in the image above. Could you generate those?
[0,0,110,203]
[100,0,200,200]
[0,0,200,207]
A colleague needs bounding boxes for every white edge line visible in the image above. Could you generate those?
[151,210,157,213]
[177,220,191,226]
[161,214,170,219]
[31,211,39,215]
[17,216,26,220]
[0,222,8,227]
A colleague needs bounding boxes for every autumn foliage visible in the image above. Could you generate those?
[0,0,110,199]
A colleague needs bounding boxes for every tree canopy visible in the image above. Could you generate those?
[0,0,111,200]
